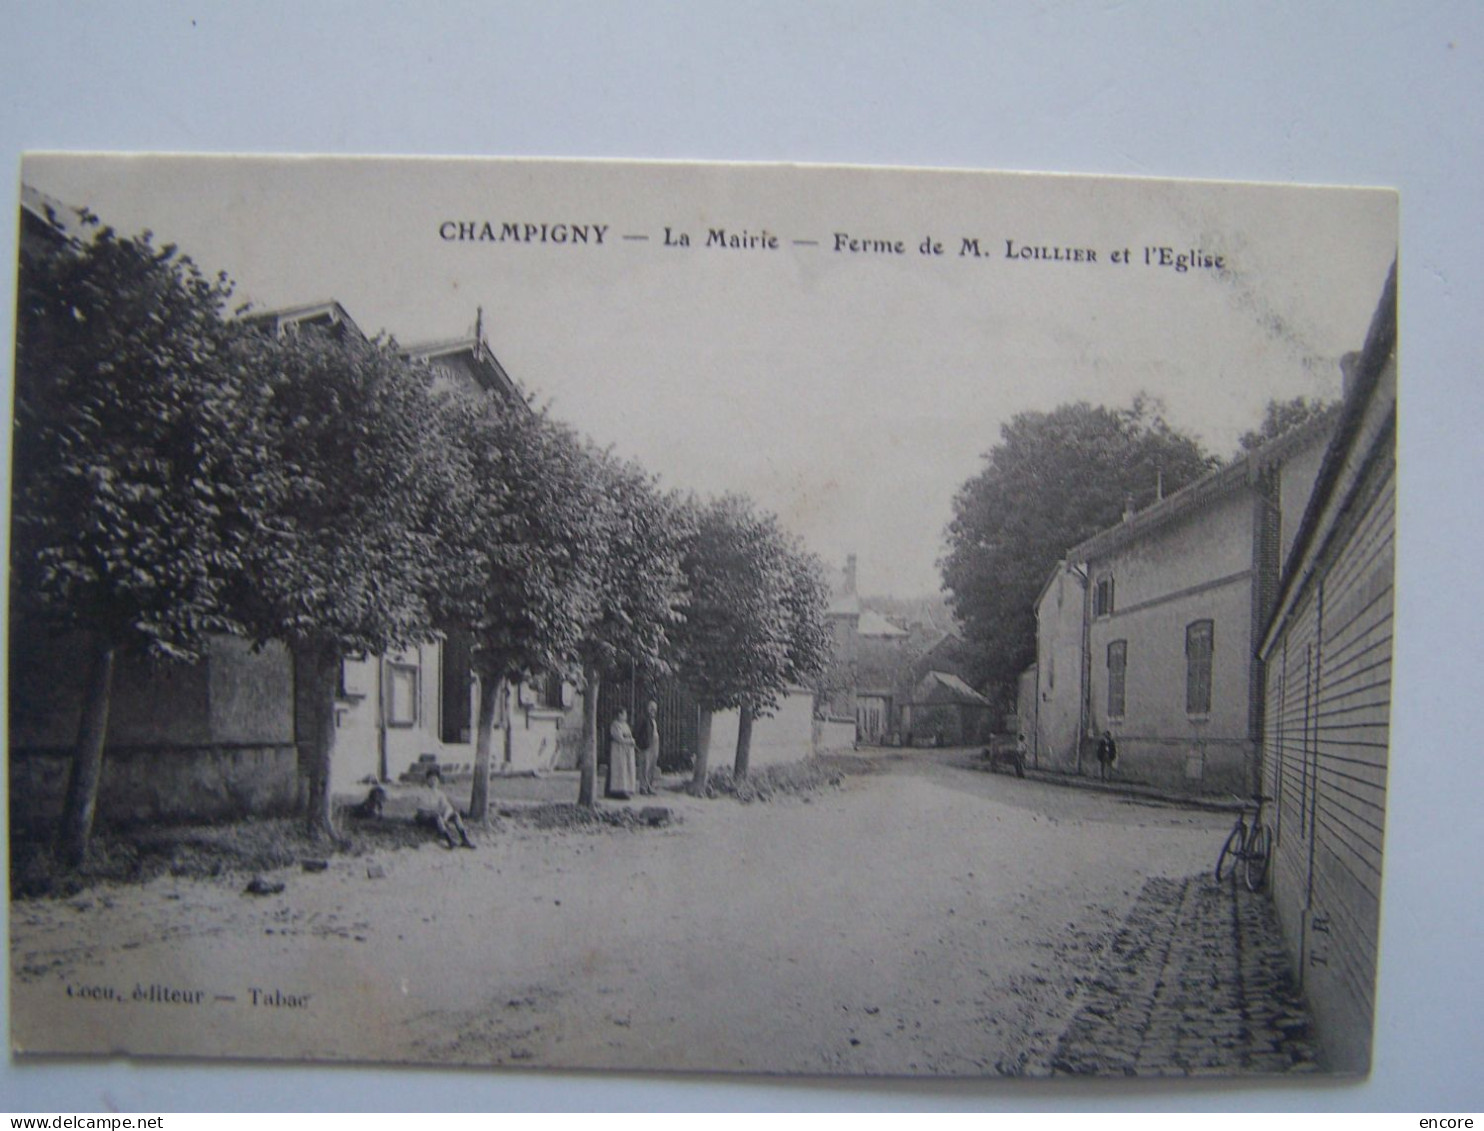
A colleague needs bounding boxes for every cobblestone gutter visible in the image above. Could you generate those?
[1047,875,1321,1076]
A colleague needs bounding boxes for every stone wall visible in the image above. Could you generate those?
[10,743,301,834]
[10,633,300,830]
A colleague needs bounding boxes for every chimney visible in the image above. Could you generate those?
[844,554,858,596]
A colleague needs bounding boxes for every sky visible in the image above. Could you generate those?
[24,154,1398,597]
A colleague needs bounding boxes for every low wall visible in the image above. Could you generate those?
[813,717,857,754]
[505,709,570,773]
[710,690,816,772]
[10,743,302,834]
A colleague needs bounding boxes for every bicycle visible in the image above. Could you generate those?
[1215,794,1272,892]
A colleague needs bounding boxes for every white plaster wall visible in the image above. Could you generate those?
[709,688,816,771]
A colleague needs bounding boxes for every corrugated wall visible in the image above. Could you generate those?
[1262,450,1393,1074]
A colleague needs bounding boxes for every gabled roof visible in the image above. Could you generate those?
[857,609,908,638]
[914,670,991,706]
[1262,262,1397,654]
[1035,560,1069,610]
[239,300,367,342]
[914,627,961,659]
[401,334,524,407]
[908,630,973,688]
[20,184,91,245]
[1069,406,1340,563]
[825,593,861,617]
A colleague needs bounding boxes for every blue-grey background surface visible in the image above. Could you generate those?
[2,1,1479,1113]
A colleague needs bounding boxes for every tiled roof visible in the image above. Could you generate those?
[857,609,908,638]
[239,299,366,340]
[917,670,990,705]
[20,183,92,243]
[402,334,524,407]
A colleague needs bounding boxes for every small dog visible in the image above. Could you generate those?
[349,784,388,820]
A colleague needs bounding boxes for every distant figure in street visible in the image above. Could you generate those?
[635,699,660,795]
[1096,730,1118,782]
[415,768,475,849]
[607,708,638,800]
[1014,733,1029,778]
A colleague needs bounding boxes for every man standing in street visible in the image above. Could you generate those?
[635,699,661,795]
[1096,730,1118,782]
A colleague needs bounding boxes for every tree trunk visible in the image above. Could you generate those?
[688,707,715,796]
[733,704,755,780]
[502,682,515,768]
[57,638,116,867]
[468,672,502,822]
[578,664,600,808]
[298,640,342,842]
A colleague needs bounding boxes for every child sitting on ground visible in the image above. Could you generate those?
[414,768,476,850]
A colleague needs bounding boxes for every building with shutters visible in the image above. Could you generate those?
[1028,399,1339,795]
[9,186,580,829]
[252,305,587,787]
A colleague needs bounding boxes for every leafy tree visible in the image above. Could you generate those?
[226,328,457,840]
[570,452,688,808]
[1237,395,1333,454]
[430,392,603,821]
[671,496,829,788]
[940,396,1215,696]
[11,217,266,865]
[734,538,833,779]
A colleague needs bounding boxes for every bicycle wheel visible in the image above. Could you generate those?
[1215,825,1243,882]
[1243,824,1272,892]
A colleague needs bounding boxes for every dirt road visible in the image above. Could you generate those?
[11,750,1229,1075]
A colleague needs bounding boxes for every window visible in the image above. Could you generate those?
[538,670,569,710]
[1094,574,1115,618]
[386,662,420,727]
[1107,640,1127,719]
[1185,620,1214,716]
[339,652,372,699]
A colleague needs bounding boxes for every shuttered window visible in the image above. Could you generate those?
[1094,575,1115,618]
[1186,620,1214,716]
[1107,640,1127,719]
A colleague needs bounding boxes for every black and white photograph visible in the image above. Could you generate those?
[7,153,1398,1081]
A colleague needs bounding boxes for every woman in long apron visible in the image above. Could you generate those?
[607,708,638,799]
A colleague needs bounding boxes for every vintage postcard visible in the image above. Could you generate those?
[8,155,1397,1077]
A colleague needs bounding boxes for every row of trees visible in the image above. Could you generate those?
[940,394,1331,697]
[13,211,831,863]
